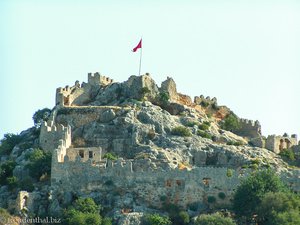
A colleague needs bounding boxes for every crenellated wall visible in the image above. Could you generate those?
[194,95,217,106]
[234,118,261,139]
[39,119,71,152]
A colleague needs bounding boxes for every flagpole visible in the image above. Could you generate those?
[138,42,142,76]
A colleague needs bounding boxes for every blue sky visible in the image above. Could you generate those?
[0,0,299,139]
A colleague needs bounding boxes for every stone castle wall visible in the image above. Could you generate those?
[235,118,261,139]
[51,154,246,208]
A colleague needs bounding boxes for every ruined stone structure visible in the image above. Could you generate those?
[39,118,71,152]
[266,134,298,154]
[56,72,114,107]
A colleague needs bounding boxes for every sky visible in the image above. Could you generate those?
[0,0,299,140]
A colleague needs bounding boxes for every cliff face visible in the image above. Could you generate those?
[1,72,299,223]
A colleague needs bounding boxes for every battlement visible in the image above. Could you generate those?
[88,72,114,86]
[194,95,217,105]
[39,119,71,152]
[239,118,260,127]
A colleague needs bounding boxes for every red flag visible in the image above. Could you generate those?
[132,39,142,52]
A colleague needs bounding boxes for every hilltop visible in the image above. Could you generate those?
[0,72,299,224]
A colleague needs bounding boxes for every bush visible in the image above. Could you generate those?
[226,169,233,177]
[186,121,199,127]
[197,130,212,140]
[6,176,18,188]
[159,91,170,104]
[220,113,240,132]
[178,211,190,224]
[144,213,172,225]
[233,170,286,218]
[171,126,192,137]
[103,152,117,161]
[32,108,51,128]
[0,133,22,155]
[279,149,295,161]
[207,196,216,204]
[196,213,236,225]
[102,217,112,225]
[26,149,52,180]
[0,160,17,185]
[198,123,210,131]
[64,198,102,225]
[218,192,226,200]
[256,192,300,225]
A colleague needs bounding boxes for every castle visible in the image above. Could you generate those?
[18,72,299,214]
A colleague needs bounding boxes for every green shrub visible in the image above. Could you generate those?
[279,149,295,161]
[226,169,233,177]
[145,213,172,225]
[186,121,199,127]
[26,149,52,180]
[197,130,212,140]
[160,195,167,202]
[140,87,151,95]
[0,133,22,155]
[159,91,170,104]
[207,196,216,204]
[64,198,102,225]
[32,108,51,128]
[218,192,226,200]
[198,124,210,131]
[220,113,240,132]
[233,170,286,219]
[171,126,192,137]
[103,152,118,161]
[6,176,18,188]
[256,192,300,225]
[0,160,17,185]
[102,217,112,225]
[178,211,190,224]
[196,213,236,225]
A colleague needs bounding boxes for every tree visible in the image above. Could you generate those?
[0,160,17,185]
[233,170,286,218]
[256,192,300,225]
[32,108,51,128]
[195,213,236,225]
[220,113,240,132]
[64,198,102,225]
[73,197,101,214]
[26,149,52,180]
[0,133,22,155]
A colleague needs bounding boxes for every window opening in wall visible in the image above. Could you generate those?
[279,139,284,151]
[202,178,211,187]
[79,150,84,158]
[89,151,93,159]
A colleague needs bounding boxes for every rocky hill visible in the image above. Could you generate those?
[0,72,299,224]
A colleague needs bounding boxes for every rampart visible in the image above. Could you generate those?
[266,134,298,154]
[51,153,247,208]
[234,118,261,139]
[194,95,217,106]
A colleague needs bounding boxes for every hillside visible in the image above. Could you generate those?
[0,72,299,225]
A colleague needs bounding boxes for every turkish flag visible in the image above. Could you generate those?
[132,39,142,52]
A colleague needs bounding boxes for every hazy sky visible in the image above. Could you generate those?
[1,0,299,140]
